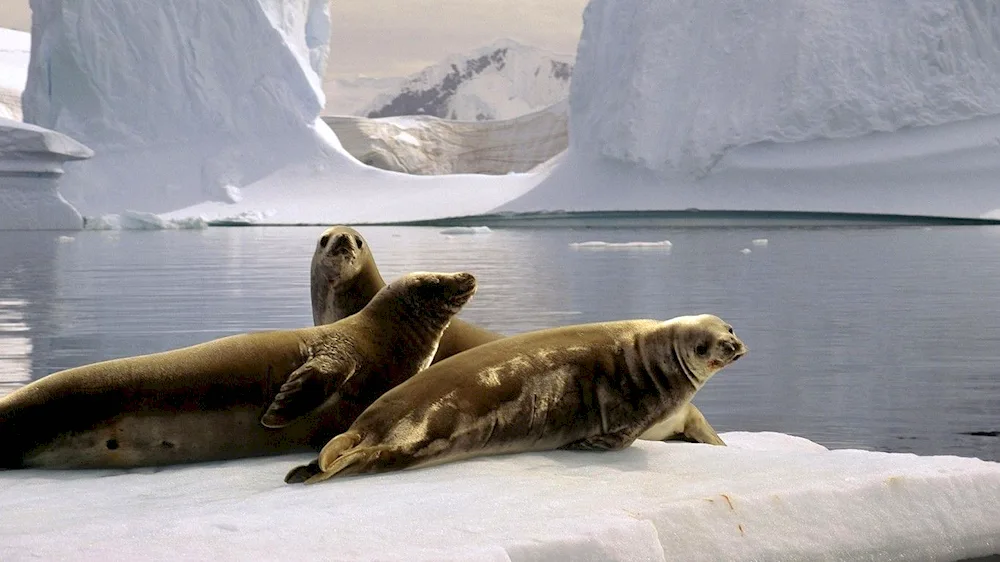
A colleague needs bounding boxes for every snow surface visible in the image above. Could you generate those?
[1,433,997,560]
[0,117,88,230]
[0,27,30,120]
[322,102,567,175]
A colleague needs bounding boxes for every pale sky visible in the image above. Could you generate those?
[0,0,588,78]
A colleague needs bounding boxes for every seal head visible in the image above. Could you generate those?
[311,226,383,325]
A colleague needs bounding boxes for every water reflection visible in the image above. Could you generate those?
[0,225,997,461]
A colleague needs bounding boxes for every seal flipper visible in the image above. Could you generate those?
[285,460,322,483]
[666,406,726,446]
[261,356,357,429]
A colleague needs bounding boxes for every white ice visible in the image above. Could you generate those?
[12,1,1000,226]
[1,433,997,561]
[0,117,89,230]
[439,226,492,235]
[0,28,30,121]
[569,240,673,249]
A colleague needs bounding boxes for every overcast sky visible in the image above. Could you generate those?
[0,0,587,78]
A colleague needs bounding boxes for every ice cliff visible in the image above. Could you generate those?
[497,0,1000,218]
[22,0,338,216]
[568,0,1000,178]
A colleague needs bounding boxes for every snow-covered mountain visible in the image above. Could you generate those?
[324,39,573,121]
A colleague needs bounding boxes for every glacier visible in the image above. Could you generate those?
[322,102,567,175]
[2,433,998,560]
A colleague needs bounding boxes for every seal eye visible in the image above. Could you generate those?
[354,236,363,249]
[727,327,734,335]
[319,233,331,248]
[695,343,709,356]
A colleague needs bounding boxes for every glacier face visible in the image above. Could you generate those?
[322,102,567,176]
[570,0,1000,178]
[22,0,337,215]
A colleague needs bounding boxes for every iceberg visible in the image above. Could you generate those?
[0,117,88,230]
[498,0,1000,219]
[21,0,340,216]
[1,433,998,560]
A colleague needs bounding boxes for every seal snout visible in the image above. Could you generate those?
[448,272,478,302]
[723,338,747,362]
[326,232,359,255]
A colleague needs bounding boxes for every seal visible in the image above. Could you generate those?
[293,314,746,484]
[0,271,477,469]
[308,225,729,447]
[311,225,500,363]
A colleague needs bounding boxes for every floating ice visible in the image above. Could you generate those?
[55,235,74,243]
[1,433,997,560]
[495,1,1000,220]
[0,117,89,230]
[83,211,207,231]
[740,248,752,255]
[440,226,493,235]
[752,239,769,247]
[569,240,672,249]
[21,0,337,216]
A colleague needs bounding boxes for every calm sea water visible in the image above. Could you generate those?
[1,225,998,461]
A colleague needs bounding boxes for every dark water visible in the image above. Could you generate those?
[1,225,998,461]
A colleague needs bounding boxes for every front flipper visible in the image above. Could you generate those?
[261,355,357,429]
[561,432,636,452]
[668,406,726,446]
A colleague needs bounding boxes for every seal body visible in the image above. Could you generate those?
[298,314,746,484]
[0,272,477,469]
[311,226,499,363]
[309,226,728,447]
